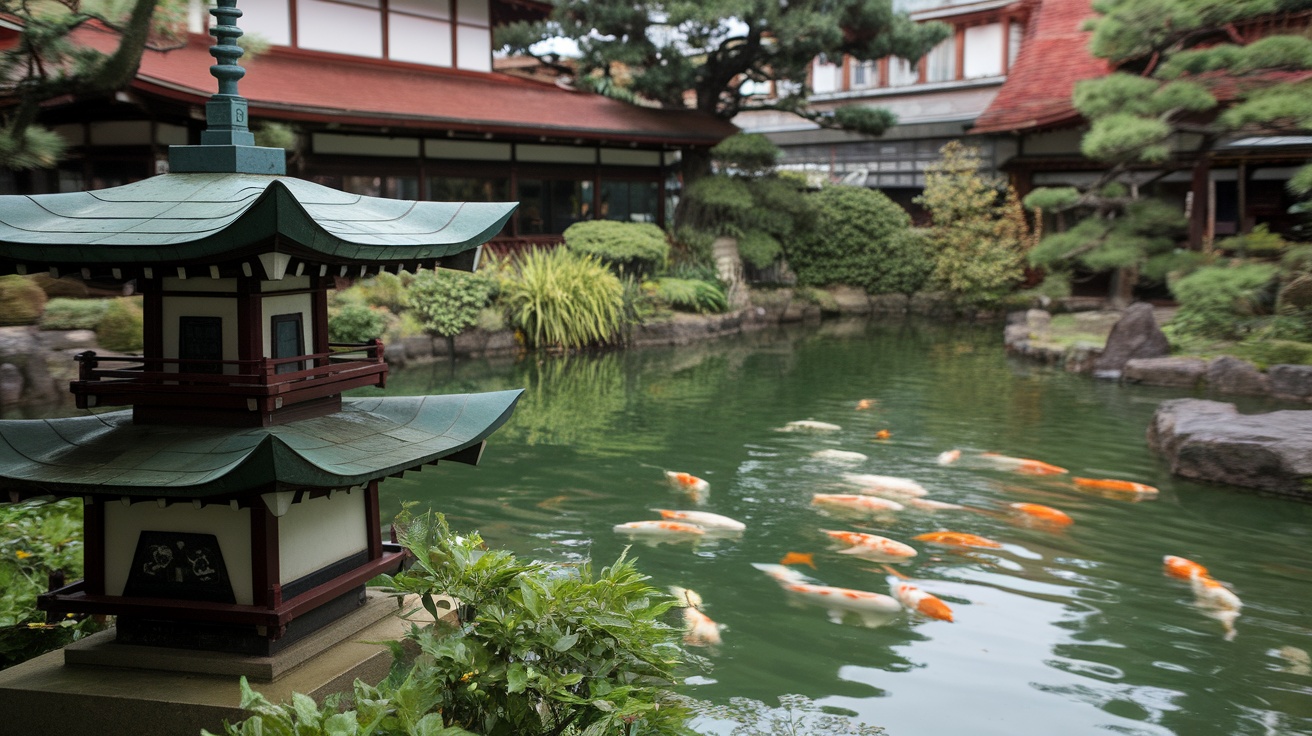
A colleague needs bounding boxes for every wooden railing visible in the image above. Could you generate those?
[69,340,388,414]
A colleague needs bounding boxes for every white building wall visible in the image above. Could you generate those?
[964,23,1004,79]
[278,491,369,584]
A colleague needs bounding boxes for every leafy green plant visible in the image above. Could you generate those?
[646,278,728,314]
[39,298,109,330]
[95,297,143,353]
[563,221,670,278]
[787,186,929,295]
[1167,262,1280,340]
[407,268,497,338]
[361,271,414,313]
[1216,224,1289,258]
[0,275,47,326]
[329,303,388,344]
[497,248,624,351]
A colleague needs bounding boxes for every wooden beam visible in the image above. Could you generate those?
[365,480,382,560]
[251,503,282,609]
[83,499,105,596]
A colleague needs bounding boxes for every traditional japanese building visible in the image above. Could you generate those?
[0,1,521,659]
[4,0,736,244]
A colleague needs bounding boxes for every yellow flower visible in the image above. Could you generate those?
[15,550,32,560]
[459,671,476,683]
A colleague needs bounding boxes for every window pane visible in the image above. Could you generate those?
[517,178,589,234]
[925,37,955,82]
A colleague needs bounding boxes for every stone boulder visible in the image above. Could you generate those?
[869,294,910,314]
[1269,364,1312,401]
[0,363,23,404]
[1092,303,1170,378]
[827,286,872,315]
[1123,356,1207,388]
[1206,356,1269,396]
[1147,399,1312,498]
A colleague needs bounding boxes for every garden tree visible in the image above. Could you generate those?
[915,141,1037,308]
[1024,0,1312,302]
[496,0,949,187]
[0,0,187,170]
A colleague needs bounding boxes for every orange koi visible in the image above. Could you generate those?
[811,493,904,513]
[913,531,1003,549]
[856,399,876,410]
[1163,555,1209,581]
[891,582,954,622]
[821,530,917,561]
[1073,477,1159,496]
[981,452,1068,475]
[1009,502,1073,526]
[780,551,817,568]
[874,429,892,440]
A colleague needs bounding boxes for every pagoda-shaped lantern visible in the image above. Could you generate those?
[0,1,519,657]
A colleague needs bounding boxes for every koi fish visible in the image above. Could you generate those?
[856,399,876,410]
[781,582,902,626]
[874,429,891,440]
[812,493,905,513]
[751,562,812,585]
[780,420,842,432]
[891,582,954,622]
[780,551,817,568]
[842,473,928,498]
[1190,573,1242,641]
[980,452,1068,475]
[903,497,966,511]
[1073,477,1159,497]
[665,471,709,494]
[669,586,703,608]
[1009,502,1073,527]
[821,529,917,562]
[683,606,723,646]
[913,531,1003,549]
[1275,646,1311,676]
[937,449,962,465]
[811,449,868,464]
[654,509,745,532]
[612,520,706,541]
[1164,555,1209,581]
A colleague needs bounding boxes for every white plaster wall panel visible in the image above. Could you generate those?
[459,0,490,26]
[262,276,312,291]
[90,121,152,146]
[299,0,383,57]
[456,24,492,71]
[425,140,512,160]
[517,144,595,164]
[393,0,451,19]
[156,123,190,146]
[390,15,454,66]
[812,60,841,93]
[278,491,369,584]
[104,502,254,605]
[240,0,293,47]
[161,296,240,372]
[163,277,238,293]
[261,293,313,359]
[600,149,663,166]
[964,24,1004,79]
[314,133,421,157]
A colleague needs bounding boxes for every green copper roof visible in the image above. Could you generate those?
[0,173,515,268]
[0,390,521,499]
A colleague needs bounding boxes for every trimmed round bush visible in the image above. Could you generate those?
[563,220,670,278]
[40,298,109,330]
[787,186,919,294]
[0,276,47,326]
[95,298,143,353]
[406,267,496,338]
[328,303,388,344]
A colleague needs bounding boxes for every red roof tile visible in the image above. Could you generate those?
[81,28,736,146]
[970,0,1109,134]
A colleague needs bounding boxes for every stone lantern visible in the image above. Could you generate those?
[0,0,519,661]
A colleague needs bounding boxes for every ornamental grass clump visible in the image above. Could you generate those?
[498,247,624,351]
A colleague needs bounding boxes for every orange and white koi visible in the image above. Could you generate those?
[654,509,745,532]
[683,605,723,646]
[1073,477,1159,497]
[780,551,817,568]
[842,473,928,498]
[821,529,917,562]
[891,582,954,622]
[612,520,706,540]
[856,399,876,410]
[780,420,842,433]
[665,471,709,494]
[811,493,904,513]
[811,449,868,464]
[903,497,966,511]
[980,453,1068,475]
[668,586,703,608]
[1190,572,1242,641]
[936,449,962,466]
[913,531,1003,549]
[1009,502,1074,527]
[781,582,902,625]
[1164,555,1209,581]
[751,562,812,585]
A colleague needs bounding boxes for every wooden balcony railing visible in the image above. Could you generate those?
[69,340,388,415]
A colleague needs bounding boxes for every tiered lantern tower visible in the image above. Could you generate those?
[0,1,519,657]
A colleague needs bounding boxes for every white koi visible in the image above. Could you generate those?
[654,509,746,532]
[841,473,929,498]
[811,449,868,464]
[779,420,843,433]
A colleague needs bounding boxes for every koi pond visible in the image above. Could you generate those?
[367,319,1312,736]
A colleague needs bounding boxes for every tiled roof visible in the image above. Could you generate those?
[81,28,736,146]
[970,0,1108,134]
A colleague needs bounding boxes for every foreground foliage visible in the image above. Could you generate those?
[209,511,692,736]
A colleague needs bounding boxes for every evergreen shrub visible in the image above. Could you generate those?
[563,220,670,278]
[0,275,46,326]
[406,268,497,338]
[787,186,926,294]
[328,303,388,344]
[39,298,108,330]
[1167,262,1279,340]
[95,298,143,353]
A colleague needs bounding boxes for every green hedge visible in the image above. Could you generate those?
[0,275,47,326]
[94,298,143,353]
[786,187,928,294]
[563,220,670,278]
[40,298,109,330]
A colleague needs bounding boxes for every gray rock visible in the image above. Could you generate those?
[1123,356,1207,388]
[1147,398,1312,497]
[0,327,37,358]
[399,336,434,361]
[909,292,953,317]
[1206,356,1270,396]
[869,294,910,314]
[828,286,872,315]
[0,363,23,404]
[36,329,98,351]
[1092,303,1171,376]
[1003,323,1031,349]
[483,331,517,354]
[1065,342,1103,374]
[1269,364,1312,401]
[1025,308,1052,335]
[20,355,56,401]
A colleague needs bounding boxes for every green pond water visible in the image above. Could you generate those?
[361,319,1312,736]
